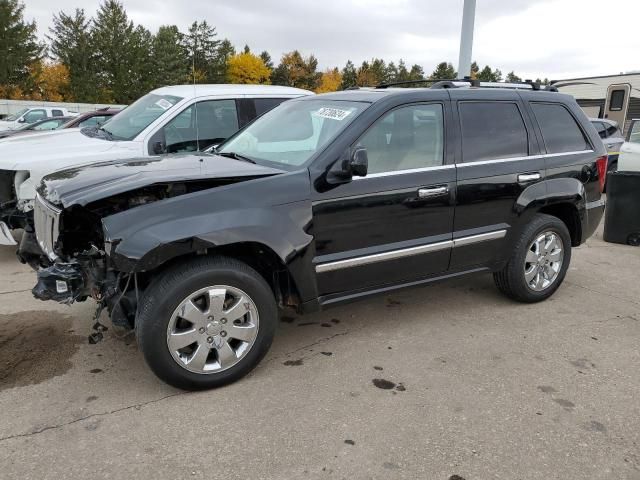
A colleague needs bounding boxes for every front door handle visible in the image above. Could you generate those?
[517,172,541,183]
[418,186,449,198]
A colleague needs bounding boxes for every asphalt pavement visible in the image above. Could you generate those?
[0,222,638,480]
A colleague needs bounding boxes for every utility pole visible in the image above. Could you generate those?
[457,0,476,79]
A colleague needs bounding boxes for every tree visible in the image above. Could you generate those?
[151,25,189,88]
[48,9,97,102]
[316,68,342,93]
[92,0,153,103]
[184,20,220,83]
[271,51,321,90]
[209,38,235,83]
[408,64,425,81]
[227,52,271,84]
[476,65,502,82]
[26,61,71,101]
[340,60,357,90]
[397,59,410,82]
[505,71,522,83]
[0,0,43,91]
[430,62,456,80]
[259,51,273,70]
[386,61,398,84]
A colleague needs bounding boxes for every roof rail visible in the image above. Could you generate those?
[372,78,558,92]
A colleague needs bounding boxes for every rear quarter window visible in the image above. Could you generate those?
[459,101,529,162]
[254,98,287,117]
[531,103,590,153]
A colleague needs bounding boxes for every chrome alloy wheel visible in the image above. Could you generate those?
[166,285,259,374]
[524,231,564,292]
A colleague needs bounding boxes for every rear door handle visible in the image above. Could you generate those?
[418,186,449,198]
[517,173,541,183]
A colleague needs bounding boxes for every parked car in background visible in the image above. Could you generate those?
[0,117,73,140]
[58,108,121,130]
[590,118,624,172]
[618,119,640,171]
[27,80,606,390]
[0,84,313,246]
[0,107,77,131]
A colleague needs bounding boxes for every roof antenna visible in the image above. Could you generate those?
[192,34,200,153]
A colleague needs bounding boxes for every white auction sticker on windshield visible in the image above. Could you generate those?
[155,99,173,110]
[313,107,352,121]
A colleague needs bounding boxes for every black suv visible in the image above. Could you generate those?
[28,80,607,390]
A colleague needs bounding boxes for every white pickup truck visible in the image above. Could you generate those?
[0,107,78,131]
[618,119,640,172]
[0,84,313,246]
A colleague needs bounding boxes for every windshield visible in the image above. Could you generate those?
[98,93,183,141]
[4,108,29,122]
[219,99,368,168]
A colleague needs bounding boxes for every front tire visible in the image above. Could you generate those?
[494,214,572,303]
[136,256,277,390]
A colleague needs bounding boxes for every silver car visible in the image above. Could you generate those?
[590,118,624,173]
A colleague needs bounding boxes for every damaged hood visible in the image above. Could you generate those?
[38,153,286,207]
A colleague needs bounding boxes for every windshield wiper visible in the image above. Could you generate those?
[217,151,256,164]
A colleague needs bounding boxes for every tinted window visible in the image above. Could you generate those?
[357,104,444,174]
[592,121,607,139]
[79,116,109,128]
[605,124,621,138]
[609,90,625,111]
[531,103,590,153]
[23,109,47,123]
[52,109,64,117]
[32,119,64,130]
[254,98,286,117]
[162,99,239,153]
[459,102,528,162]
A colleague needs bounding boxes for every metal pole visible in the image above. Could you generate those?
[457,0,476,79]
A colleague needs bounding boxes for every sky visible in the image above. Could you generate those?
[23,0,640,81]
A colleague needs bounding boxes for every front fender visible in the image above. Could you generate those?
[101,170,316,299]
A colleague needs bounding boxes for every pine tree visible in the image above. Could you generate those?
[476,65,502,82]
[271,51,321,91]
[397,59,410,82]
[430,62,456,80]
[210,38,235,83]
[505,71,522,83]
[152,25,188,88]
[408,64,425,81]
[340,60,357,90]
[48,8,97,102]
[0,0,43,93]
[184,20,221,83]
[92,0,153,103]
[259,51,273,70]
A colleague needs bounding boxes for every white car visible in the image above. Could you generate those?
[0,107,78,131]
[618,119,640,172]
[0,84,313,245]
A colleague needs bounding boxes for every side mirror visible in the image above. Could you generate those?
[350,147,368,177]
[152,141,166,155]
[18,118,25,123]
[327,147,369,184]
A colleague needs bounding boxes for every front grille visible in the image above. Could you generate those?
[34,194,62,261]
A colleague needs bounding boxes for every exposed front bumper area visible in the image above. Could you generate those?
[32,262,86,304]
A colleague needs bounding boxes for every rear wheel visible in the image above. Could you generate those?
[494,214,572,303]
[136,256,277,390]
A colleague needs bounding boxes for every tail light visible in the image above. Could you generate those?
[596,155,608,193]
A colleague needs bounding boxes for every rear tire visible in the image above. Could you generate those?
[494,214,572,303]
[136,256,277,390]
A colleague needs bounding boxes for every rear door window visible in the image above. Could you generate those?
[592,121,607,139]
[459,102,528,162]
[531,103,590,153]
[52,109,64,117]
[254,98,287,117]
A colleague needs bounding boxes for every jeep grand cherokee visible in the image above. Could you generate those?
[27,80,607,390]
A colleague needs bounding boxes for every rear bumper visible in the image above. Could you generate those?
[584,198,605,241]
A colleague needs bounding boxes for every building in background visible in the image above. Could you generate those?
[553,73,640,134]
